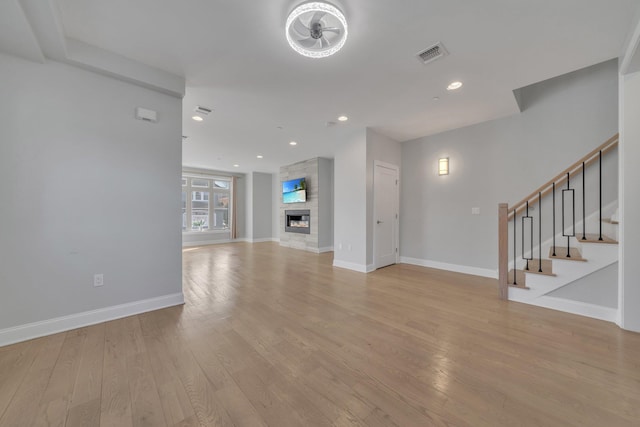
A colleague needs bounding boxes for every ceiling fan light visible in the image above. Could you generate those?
[286,2,348,59]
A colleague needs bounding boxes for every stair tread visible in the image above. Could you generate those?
[602,218,619,225]
[549,247,587,261]
[521,259,555,276]
[578,233,617,244]
[522,267,556,277]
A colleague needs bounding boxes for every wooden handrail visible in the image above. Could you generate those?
[508,133,618,218]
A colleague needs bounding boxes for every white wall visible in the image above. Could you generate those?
[333,129,368,270]
[619,70,640,331]
[401,60,619,273]
[366,129,402,265]
[0,54,183,341]
[548,263,618,307]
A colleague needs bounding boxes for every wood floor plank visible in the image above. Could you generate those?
[66,397,101,427]
[0,333,66,427]
[0,340,37,420]
[1,241,640,426]
[138,312,197,427]
[100,318,134,427]
[66,322,105,426]
[32,330,87,427]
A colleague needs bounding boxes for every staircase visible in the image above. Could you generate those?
[497,134,619,321]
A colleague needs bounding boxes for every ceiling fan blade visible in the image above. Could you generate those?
[310,11,327,25]
[320,36,330,48]
[292,18,310,38]
[322,27,341,34]
[298,37,319,48]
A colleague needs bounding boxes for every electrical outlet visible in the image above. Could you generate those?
[338,243,343,250]
[94,273,104,287]
[472,207,480,215]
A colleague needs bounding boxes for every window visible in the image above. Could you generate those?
[182,174,232,232]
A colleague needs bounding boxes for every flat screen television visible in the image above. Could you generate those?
[282,177,307,203]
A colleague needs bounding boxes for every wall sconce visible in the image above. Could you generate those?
[438,157,449,176]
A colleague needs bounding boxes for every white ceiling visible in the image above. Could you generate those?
[4,1,639,173]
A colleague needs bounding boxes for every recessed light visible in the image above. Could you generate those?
[433,96,440,101]
[289,141,297,146]
[233,164,239,168]
[257,155,263,159]
[192,115,203,121]
[447,81,463,91]
[338,115,348,122]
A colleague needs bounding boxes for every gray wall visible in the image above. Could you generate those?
[333,129,368,268]
[244,171,253,239]
[251,172,273,240]
[318,158,334,250]
[400,59,619,271]
[0,53,182,329]
[366,129,402,265]
[549,263,618,307]
[272,172,281,240]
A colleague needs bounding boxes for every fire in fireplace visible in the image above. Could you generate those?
[285,209,310,234]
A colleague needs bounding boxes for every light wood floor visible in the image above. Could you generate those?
[1,242,640,426]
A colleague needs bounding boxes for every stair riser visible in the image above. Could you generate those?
[576,241,618,261]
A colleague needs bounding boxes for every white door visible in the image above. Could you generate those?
[374,162,399,269]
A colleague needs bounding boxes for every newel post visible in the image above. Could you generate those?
[498,203,509,300]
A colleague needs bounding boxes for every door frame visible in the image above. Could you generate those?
[373,160,400,269]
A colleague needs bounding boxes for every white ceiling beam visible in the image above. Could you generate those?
[620,8,640,75]
[0,0,46,63]
[18,0,184,98]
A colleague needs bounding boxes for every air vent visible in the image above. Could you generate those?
[194,106,212,115]
[416,42,448,65]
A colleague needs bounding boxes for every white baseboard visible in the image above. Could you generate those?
[247,238,278,243]
[333,260,369,273]
[183,239,231,247]
[399,256,498,279]
[0,292,185,347]
[183,237,280,247]
[521,295,617,323]
[280,241,333,254]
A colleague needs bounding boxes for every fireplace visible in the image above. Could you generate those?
[285,209,310,234]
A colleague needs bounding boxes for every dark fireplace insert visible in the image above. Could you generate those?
[285,209,310,234]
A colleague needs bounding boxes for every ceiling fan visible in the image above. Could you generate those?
[286,2,348,58]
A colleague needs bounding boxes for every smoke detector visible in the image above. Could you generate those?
[416,42,448,65]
